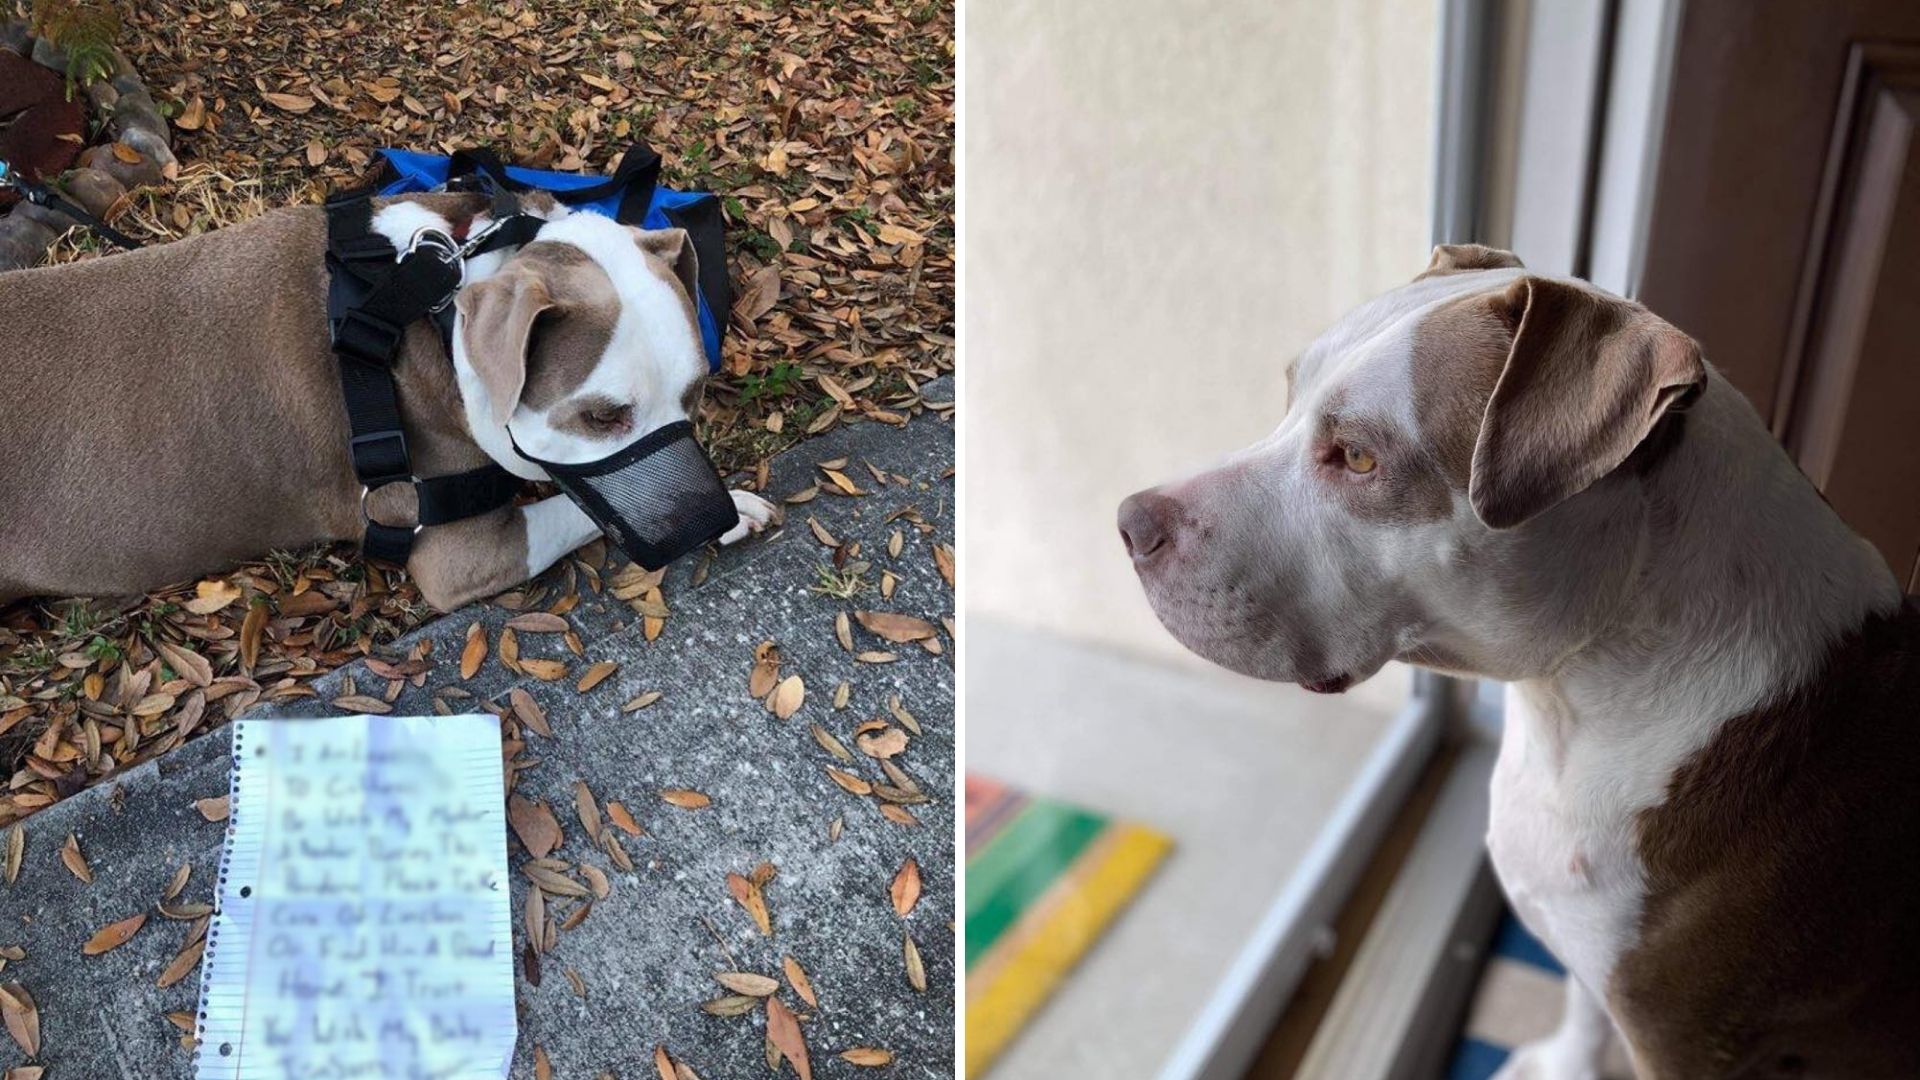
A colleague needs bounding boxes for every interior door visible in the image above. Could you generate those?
[1638,0,1920,590]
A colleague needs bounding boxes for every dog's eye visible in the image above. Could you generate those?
[1341,445,1378,474]
[585,404,631,429]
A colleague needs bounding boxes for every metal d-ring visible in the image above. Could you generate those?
[360,479,424,535]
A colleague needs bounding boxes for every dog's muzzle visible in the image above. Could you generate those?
[509,420,739,570]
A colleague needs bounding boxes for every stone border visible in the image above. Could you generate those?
[0,18,176,270]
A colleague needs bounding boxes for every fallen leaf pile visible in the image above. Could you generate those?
[0,554,432,823]
[4,0,954,823]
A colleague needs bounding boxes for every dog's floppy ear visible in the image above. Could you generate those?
[632,227,700,304]
[456,261,556,427]
[1469,277,1705,529]
[1420,243,1524,280]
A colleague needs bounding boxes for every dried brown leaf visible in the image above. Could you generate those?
[810,724,853,763]
[507,795,563,858]
[576,661,618,692]
[713,971,778,996]
[890,857,922,918]
[783,954,818,1008]
[726,872,771,936]
[82,912,147,955]
[0,982,39,1057]
[240,601,268,672]
[825,768,872,796]
[766,995,812,1080]
[749,641,781,698]
[767,675,804,720]
[854,611,938,643]
[857,728,909,759]
[903,931,926,992]
[60,834,90,884]
[329,694,392,715]
[700,994,759,1017]
[510,687,551,737]
[574,782,602,842]
[157,640,213,688]
[156,935,205,988]
[460,623,487,680]
[606,802,644,837]
[163,862,190,901]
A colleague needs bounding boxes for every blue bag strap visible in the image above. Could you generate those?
[448,142,661,225]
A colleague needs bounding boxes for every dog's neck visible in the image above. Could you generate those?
[365,197,555,482]
[1515,375,1901,765]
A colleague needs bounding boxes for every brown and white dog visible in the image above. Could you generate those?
[1120,245,1920,1079]
[0,192,777,611]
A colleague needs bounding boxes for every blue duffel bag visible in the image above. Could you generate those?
[369,140,730,371]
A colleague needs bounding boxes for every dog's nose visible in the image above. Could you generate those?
[1118,490,1177,561]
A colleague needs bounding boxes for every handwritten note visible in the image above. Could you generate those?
[195,714,515,1080]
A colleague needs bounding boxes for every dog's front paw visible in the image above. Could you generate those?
[719,490,781,546]
[1490,1040,1600,1080]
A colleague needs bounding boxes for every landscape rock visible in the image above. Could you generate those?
[60,166,128,219]
[10,196,83,233]
[0,214,56,272]
[27,36,65,74]
[0,20,29,55]
[78,141,164,189]
[108,85,178,178]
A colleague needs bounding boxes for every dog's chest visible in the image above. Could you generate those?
[1486,685,1651,993]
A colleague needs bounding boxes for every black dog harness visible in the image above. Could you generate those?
[321,184,542,563]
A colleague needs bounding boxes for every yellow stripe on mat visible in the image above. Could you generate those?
[965,824,1171,1077]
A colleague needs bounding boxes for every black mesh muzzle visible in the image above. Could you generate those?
[510,420,739,570]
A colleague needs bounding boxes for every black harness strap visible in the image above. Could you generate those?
[323,187,533,564]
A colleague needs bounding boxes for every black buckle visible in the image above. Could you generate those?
[333,308,406,365]
[350,429,410,483]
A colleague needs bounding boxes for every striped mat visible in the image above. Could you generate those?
[964,775,1171,1078]
[1446,914,1634,1079]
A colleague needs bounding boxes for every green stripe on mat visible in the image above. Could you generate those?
[964,799,1106,967]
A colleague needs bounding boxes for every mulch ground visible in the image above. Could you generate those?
[0,0,954,825]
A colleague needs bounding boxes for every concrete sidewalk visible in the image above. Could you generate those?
[0,380,954,1079]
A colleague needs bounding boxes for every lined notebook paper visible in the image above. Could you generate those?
[194,714,516,1079]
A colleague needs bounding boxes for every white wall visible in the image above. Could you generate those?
[965,0,1437,704]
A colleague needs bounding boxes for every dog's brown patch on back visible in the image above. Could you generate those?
[1610,601,1920,1078]
[1410,291,1511,487]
